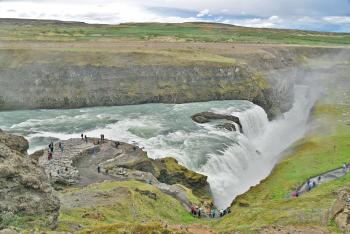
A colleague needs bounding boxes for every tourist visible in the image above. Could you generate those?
[48,142,54,153]
[48,151,52,160]
[318,176,321,183]
[198,207,202,218]
[307,179,311,191]
[308,180,314,191]
[211,208,216,218]
[81,133,84,140]
[59,142,64,153]
[84,135,88,143]
[97,164,101,173]
[191,205,195,216]
[220,209,224,217]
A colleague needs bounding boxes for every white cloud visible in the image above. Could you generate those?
[229,15,283,28]
[0,0,348,32]
[197,9,210,17]
[323,16,350,24]
[0,1,200,24]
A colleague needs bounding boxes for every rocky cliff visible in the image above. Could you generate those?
[0,130,60,230]
[0,39,343,119]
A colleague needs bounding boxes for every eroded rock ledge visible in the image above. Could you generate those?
[33,138,211,202]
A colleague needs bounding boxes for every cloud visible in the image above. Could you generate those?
[0,0,349,32]
[228,15,283,28]
[197,9,210,17]
[323,16,350,24]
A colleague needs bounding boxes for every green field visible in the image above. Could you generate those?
[0,19,349,45]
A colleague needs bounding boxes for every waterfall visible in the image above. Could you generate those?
[200,84,320,209]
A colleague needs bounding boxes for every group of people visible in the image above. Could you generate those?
[81,134,88,143]
[47,141,64,160]
[190,206,203,218]
[190,206,231,219]
[307,178,317,191]
[292,163,350,198]
[219,208,231,217]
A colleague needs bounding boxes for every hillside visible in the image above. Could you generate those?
[0,19,349,45]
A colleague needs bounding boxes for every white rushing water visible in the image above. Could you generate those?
[0,85,319,208]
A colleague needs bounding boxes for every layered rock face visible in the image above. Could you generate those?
[0,44,340,119]
[0,130,60,229]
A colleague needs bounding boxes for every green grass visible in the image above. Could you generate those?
[56,180,197,232]
[0,20,349,45]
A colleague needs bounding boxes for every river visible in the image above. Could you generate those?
[0,85,318,208]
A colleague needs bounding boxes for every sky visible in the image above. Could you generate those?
[0,0,349,32]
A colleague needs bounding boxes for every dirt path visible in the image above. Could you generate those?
[296,165,349,195]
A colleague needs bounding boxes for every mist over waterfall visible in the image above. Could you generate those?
[203,85,320,208]
[0,84,320,209]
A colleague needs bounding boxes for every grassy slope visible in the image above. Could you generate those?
[213,63,350,233]
[0,20,349,45]
[55,180,200,233]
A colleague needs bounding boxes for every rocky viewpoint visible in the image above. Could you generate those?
[0,129,214,231]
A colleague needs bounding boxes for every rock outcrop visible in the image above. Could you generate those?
[327,186,350,233]
[0,130,60,229]
[33,138,211,199]
[191,111,243,133]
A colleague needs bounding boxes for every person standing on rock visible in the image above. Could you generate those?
[48,142,54,153]
[97,164,101,173]
[59,142,64,153]
[48,150,52,160]
[84,135,88,143]
[81,133,84,140]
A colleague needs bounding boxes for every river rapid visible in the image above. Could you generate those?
[0,85,318,208]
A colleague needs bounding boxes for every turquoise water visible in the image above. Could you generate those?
[0,87,316,209]
[0,100,253,168]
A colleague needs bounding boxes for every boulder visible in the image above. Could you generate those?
[327,186,350,232]
[0,130,60,229]
[153,157,211,199]
[191,112,243,132]
[0,129,28,154]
